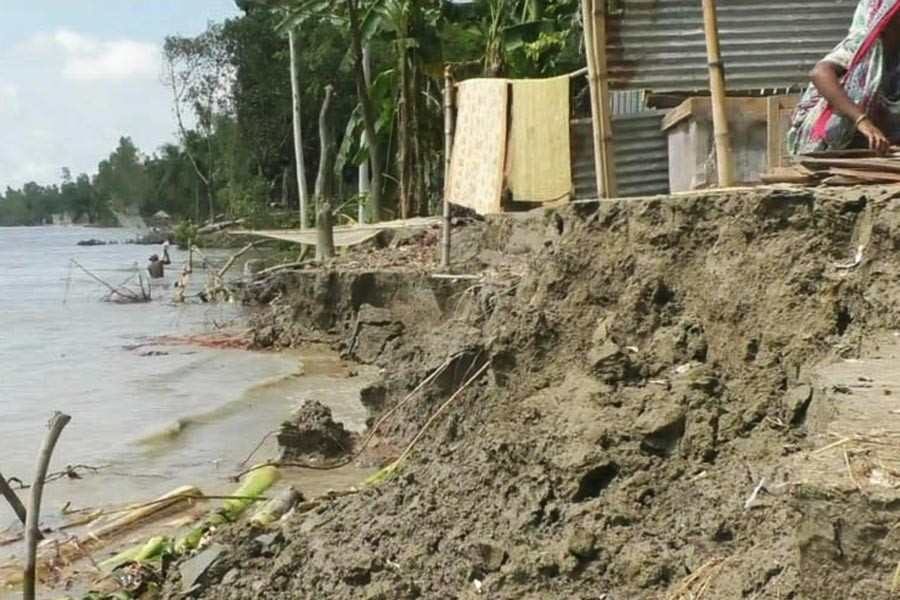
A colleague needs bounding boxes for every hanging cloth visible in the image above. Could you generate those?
[446,78,509,215]
[508,76,572,203]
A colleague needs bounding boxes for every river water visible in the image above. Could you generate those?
[0,226,369,535]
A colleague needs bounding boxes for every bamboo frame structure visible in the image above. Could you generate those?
[442,68,455,269]
[701,0,736,187]
[581,0,617,198]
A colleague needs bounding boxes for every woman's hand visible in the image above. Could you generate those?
[858,117,890,153]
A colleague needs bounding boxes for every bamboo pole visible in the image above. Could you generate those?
[581,0,617,198]
[701,0,735,187]
[442,68,455,269]
[23,412,70,600]
[590,0,617,197]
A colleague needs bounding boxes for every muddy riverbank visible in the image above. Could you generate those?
[152,185,900,599]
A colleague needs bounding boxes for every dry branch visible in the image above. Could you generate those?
[24,412,71,600]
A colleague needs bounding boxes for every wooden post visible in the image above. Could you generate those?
[442,68,455,269]
[701,0,735,187]
[289,30,310,229]
[581,0,617,198]
[23,412,71,600]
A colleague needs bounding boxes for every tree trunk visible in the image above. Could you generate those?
[398,50,412,220]
[206,100,215,220]
[411,67,425,216]
[347,0,384,222]
[281,163,292,208]
[315,86,336,260]
[358,41,372,225]
[289,30,310,229]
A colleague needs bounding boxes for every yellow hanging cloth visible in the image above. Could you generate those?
[508,76,572,203]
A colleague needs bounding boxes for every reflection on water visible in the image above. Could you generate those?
[0,227,373,537]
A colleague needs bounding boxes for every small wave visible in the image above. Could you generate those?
[135,370,302,446]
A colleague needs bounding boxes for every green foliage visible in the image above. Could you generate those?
[174,219,199,247]
[94,137,151,214]
[0,0,584,228]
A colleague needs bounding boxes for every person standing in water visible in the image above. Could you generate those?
[789,0,900,154]
[147,241,171,279]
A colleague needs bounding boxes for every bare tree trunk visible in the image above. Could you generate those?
[315,86,336,260]
[164,57,211,202]
[289,30,310,229]
[411,67,426,216]
[206,93,216,220]
[347,0,384,222]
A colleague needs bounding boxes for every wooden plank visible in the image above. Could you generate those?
[828,167,900,182]
[662,97,695,131]
[759,166,816,184]
[663,97,770,132]
[800,157,900,173]
[803,148,900,159]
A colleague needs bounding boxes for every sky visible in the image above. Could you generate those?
[0,0,241,190]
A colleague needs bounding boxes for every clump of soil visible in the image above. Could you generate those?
[171,186,900,600]
[277,400,354,462]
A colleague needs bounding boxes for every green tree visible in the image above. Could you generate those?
[93,137,150,215]
[163,26,233,220]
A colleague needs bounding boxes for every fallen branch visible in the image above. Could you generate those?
[0,470,29,530]
[217,242,259,279]
[8,464,109,490]
[254,260,316,277]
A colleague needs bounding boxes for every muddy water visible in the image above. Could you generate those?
[0,227,372,542]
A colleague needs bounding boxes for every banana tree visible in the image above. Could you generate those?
[367,0,444,218]
[446,0,580,78]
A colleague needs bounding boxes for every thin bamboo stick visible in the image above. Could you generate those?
[701,0,735,187]
[581,0,605,199]
[442,67,455,269]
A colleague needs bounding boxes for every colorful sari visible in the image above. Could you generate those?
[788,0,900,154]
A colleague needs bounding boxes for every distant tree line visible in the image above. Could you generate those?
[0,0,584,228]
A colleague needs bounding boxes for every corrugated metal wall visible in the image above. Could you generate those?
[606,0,858,93]
[572,112,670,199]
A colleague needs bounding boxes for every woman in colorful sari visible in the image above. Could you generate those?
[789,0,900,154]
